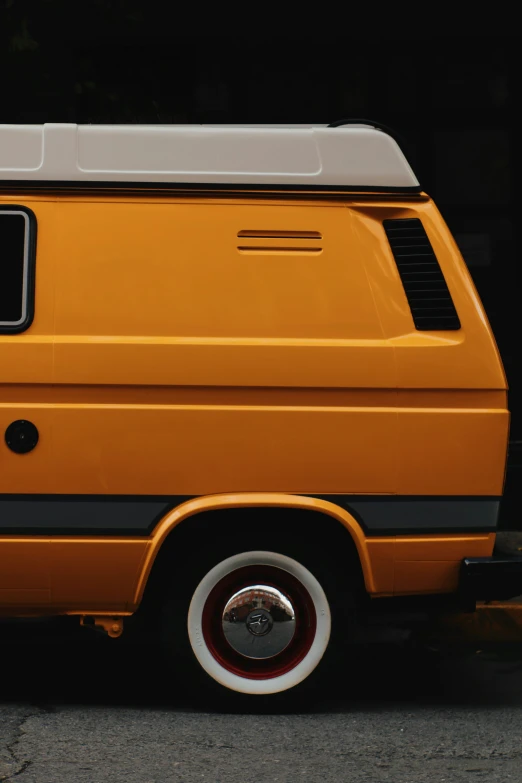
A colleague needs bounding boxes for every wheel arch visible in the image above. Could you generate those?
[131,494,377,610]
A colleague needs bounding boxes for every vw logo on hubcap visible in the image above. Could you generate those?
[222,583,296,659]
[245,609,273,636]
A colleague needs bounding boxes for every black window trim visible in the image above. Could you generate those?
[0,204,37,334]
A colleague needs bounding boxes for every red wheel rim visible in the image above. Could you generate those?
[201,565,317,680]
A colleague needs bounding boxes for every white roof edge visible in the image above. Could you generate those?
[0,123,420,189]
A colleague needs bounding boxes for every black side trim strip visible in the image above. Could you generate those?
[311,495,500,536]
[0,494,501,537]
[0,495,194,536]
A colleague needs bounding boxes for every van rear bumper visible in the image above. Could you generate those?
[459,556,522,610]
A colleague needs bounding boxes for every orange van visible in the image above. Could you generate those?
[0,121,517,697]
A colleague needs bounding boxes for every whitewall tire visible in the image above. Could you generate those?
[187,550,331,696]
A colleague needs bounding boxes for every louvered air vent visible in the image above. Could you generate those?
[237,230,323,254]
[383,218,461,331]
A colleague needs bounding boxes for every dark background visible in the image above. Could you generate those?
[1,4,520,521]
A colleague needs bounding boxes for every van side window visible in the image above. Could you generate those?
[0,206,36,333]
[383,218,461,331]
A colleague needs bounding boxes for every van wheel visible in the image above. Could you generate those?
[160,549,334,698]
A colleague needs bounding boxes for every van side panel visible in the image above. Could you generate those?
[0,193,509,609]
[2,196,399,498]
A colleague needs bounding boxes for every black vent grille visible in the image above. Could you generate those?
[383,218,461,331]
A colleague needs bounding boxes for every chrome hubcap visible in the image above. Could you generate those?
[222,584,296,659]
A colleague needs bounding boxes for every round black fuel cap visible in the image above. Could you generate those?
[5,420,39,454]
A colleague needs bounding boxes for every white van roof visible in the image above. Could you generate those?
[0,122,420,190]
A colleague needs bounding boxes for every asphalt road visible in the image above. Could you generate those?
[1,618,522,783]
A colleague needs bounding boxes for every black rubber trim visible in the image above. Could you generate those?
[0,493,501,537]
[0,205,37,334]
[0,180,423,195]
